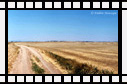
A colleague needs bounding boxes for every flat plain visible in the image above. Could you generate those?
[8,42,118,74]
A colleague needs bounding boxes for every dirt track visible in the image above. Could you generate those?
[9,44,61,74]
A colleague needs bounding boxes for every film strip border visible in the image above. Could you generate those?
[0,1,127,9]
[0,0,126,83]
[0,75,127,83]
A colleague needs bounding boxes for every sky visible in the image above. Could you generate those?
[8,10,118,42]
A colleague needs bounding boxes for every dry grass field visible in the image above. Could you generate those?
[15,42,118,74]
[8,43,19,73]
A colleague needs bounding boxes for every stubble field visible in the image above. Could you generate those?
[8,42,118,74]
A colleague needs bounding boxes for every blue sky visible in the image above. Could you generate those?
[8,10,118,42]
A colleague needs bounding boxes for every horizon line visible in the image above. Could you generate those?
[8,40,118,42]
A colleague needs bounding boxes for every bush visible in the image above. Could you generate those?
[32,62,45,74]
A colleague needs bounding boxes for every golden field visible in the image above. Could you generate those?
[8,43,19,73]
[16,42,118,74]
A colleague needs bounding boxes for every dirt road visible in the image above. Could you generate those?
[9,44,61,74]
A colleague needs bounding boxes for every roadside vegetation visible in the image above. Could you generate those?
[43,50,113,74]
[31,61,45,74]
[31,56,45,74]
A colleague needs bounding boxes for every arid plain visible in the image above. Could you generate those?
[8,42,118,74]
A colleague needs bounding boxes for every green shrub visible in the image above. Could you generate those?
[32,62,45,74]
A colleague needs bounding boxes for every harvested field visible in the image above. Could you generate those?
[8,43,19,73]
[16,42,118,74]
